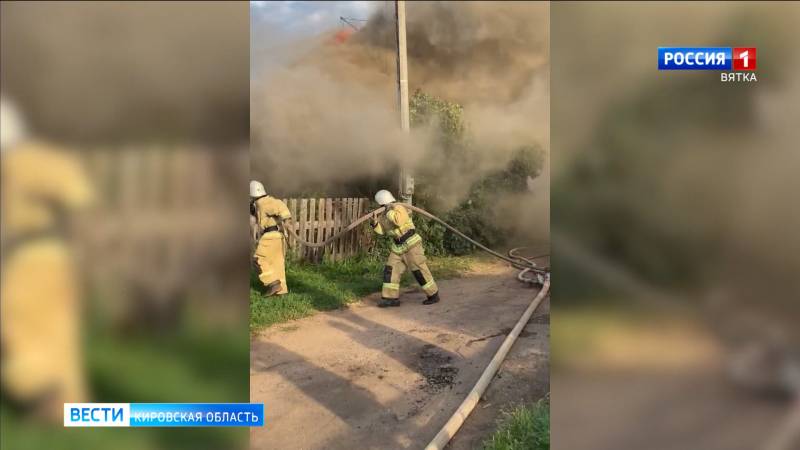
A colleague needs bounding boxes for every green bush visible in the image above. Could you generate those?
[416,146,543,256]
[410,90,544,256]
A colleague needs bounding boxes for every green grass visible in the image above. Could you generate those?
[1,325,249,450]
[482,399,550,450]
[550,304,666,369]
[250,254,476,331]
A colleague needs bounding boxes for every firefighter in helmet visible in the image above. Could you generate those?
[371,190,440,307]
[250,180,291,296]
[1,96,93,420]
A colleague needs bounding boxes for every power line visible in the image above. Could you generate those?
[339,16,367,31]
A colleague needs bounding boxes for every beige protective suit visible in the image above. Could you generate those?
[1,141,93,414]
[251,195,291,294]
[373,203,439,303]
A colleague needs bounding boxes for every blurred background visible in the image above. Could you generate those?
[1,2,250,449]
[551,2,800,449]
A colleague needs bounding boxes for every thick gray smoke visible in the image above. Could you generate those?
[0,1,249,144]
[251,2,549,242]
[550,4,800,449]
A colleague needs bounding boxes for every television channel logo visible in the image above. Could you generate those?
[658,47,757,82]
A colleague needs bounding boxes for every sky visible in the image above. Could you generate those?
[250,1,383,77]
[251,1,379,35]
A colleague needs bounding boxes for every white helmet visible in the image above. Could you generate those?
[250,180,267,198]
[374,189,396,206]
[0,96,28,152]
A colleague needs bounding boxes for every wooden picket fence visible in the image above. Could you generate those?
[281,197,373,262]
[75,147,371,299]
[74,147,243,306]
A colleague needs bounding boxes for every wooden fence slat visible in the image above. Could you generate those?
[348,198,358,255]
[357,198,365,253]
[341,198,348,258]
[329,199,334,262]
[304,197,310,259]
[299,199,307,259]
[354,198,360,253]
[304,198,312,250]
[340,199,348,261]
[354,198,360,254]
[343,198,350,255]
[343,198,350,259]
[317,198,325,263]
[290,198,298,249]
[314,198,327,263]
[308,198,316,261]
[327,199,333,261]
[348,198,356,254]
[293,198,299,256]
[325,198,333,261]
[335,199,343,261]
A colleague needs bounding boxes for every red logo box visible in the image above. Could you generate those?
[733,47,756,71]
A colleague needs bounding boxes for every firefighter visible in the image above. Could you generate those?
[371,190,440,307]
[1,97,93,420]
[250,180,291,296]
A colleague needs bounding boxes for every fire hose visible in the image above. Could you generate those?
[280,203,549,282]
[426,275,550,450]
[278,203,550,447]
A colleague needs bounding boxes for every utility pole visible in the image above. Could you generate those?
[395,0,413,204]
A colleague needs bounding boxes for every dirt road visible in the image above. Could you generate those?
[552,370,790,450]
[250,261,549,450]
